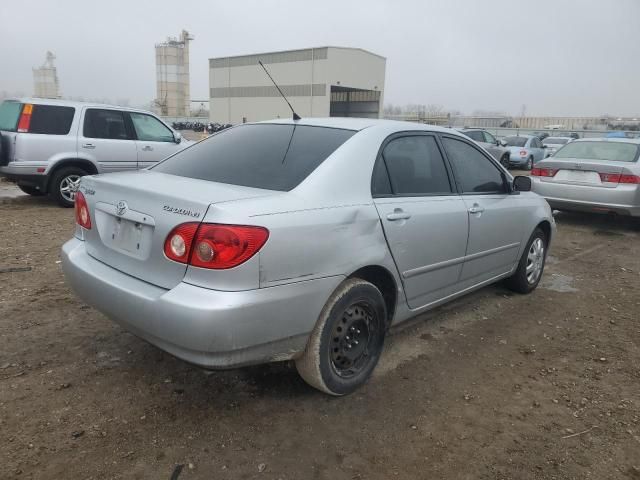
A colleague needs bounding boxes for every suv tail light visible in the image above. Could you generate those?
[164,223,269,269]
[75,191,92,229]
[519,150,527,157]
[531,167,557,177]
[17,103,33,133]
[599,173,640,184]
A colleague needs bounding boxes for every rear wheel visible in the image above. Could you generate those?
[500,153,510,169]
[295,278,387,395]
[18,185,45,196]
[505,227,547,293]
[50,167,87,207]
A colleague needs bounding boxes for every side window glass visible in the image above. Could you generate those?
[29,105,75,135]
[483,131,496,144]
[465,131,483,142]
[371,160,392,196]
[442,137,506,194]
[83,109,129,140]
[382,136,452,195]
[130,113,174,142]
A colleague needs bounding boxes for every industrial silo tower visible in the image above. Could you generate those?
[33,51,61,99]
[155,30,193,117]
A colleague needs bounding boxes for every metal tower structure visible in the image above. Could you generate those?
[155,30,193,117]
[33,51,61,99]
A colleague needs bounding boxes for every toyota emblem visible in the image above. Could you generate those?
[116,200,128,216]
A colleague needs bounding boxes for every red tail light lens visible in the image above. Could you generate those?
[17,103,33,133]
[190,224,269,269]
[519,150,527,157]
[531,168,557,177]
[164,223,269,269]
[164,222,199,263]
[599,173,640,184]
[75,191,92,229]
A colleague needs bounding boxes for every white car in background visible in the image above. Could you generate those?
[543,136,573,157]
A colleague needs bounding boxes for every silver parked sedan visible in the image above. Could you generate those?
[531,138,640,216]
[61,118,555,395]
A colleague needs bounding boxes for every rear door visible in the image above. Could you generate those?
[441,135,527,285]
[128,112,181,168]
[373,133,469,309]
[79,108,138,173]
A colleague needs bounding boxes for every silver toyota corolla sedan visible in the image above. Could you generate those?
[531,137,640,216]
[61,118,555,395]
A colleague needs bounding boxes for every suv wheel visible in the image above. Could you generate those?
[50,167,87,207]
[18,185,45,196]
[295,278,387,395]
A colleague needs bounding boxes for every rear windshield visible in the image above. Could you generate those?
[554,141,639,162]
[545,137,569,145]
[29,105,75,135]
[0,101,22,131]
[503,136,527,147]
[152,124,356,191]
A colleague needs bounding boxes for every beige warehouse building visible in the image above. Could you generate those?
[209,47,386,124]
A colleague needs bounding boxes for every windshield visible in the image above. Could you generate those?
[503,136,528,147]
[545,137,569,145]
[152,124,356,191]
[0,101,22,132]
[554,141,639,162]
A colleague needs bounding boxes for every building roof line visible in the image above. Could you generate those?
[209,46,386,62]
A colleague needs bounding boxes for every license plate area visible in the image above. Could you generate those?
[94,204,155,260]
[555,169,601,184]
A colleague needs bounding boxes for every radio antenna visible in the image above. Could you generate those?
[258,60,301,121]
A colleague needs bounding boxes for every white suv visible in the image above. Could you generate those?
[0,98,191,206]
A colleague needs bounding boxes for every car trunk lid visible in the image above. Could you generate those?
[80,170,272,289]
[537,158,631,188]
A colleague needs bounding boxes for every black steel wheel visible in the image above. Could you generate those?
[296,278,387,395]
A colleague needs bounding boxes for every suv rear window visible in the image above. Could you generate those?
[152,124,356,191]
[29,105,75,135]
[0,101,22,131]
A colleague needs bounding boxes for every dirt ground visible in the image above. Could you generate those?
[1,193,639,480]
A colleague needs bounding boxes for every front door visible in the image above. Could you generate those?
[128,112,180,169]
[79,108,138,173]
[441,136,528,286]
[372,134,469,309]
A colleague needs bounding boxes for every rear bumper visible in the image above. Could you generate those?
[0,164,49,192]
[61,238,343,369]
[508,154,529,166]
[532,178,640,216]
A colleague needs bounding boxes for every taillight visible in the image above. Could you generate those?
[531,168,557,177]
[17,103,33,133]
[164,223,199,263]
[519,150,527,157]
[599,173,640,184]
[75,191,92,229]
[164,223,269,269]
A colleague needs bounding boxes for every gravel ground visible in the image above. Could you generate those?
[0,196,639,480]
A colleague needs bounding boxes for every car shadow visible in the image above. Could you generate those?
[554,210,639,234]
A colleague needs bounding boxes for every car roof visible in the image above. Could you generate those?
[504,134,535,139]
[258,117,463,135]
[4,97,155,115]
[572,137,640,144]
[545,136,573,140]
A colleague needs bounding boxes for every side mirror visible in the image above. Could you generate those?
[173,131,182,144]
[513,176,532,192]
[545,152,552,158]
[499,139,507,147]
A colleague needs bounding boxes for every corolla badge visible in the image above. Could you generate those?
[116,200,128,216]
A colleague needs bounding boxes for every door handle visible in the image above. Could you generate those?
[468,204,485,214]
[81,143,95,149]
[386,209,411,221]
[141,145,153,151]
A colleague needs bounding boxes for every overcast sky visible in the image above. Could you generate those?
[1,0,638,116]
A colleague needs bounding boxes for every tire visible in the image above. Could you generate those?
[50,167,87,208]
[500,153,510,169]
[504,227,547,294]
[18,185,45,196]
[295,278,387,396]
[526,156,534,170]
